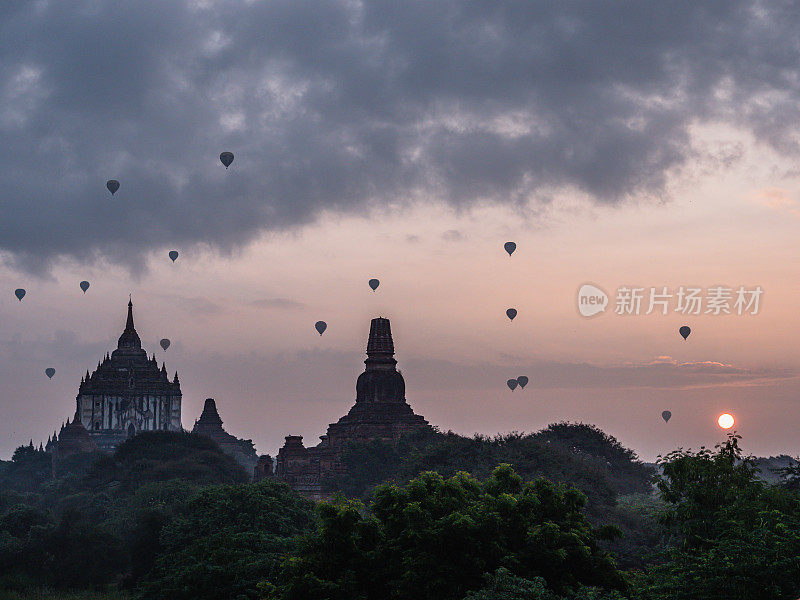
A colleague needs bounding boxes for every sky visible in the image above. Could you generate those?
[2,0,800,462]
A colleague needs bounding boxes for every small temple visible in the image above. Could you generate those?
[269,317,431,499]
[50,411,99,460]
[192,398,258,474]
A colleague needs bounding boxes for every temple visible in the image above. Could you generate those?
[40,308,431,492]
[270,317,430,499]
[74,299,182,451]
[49,411,99,460]
[192,398,258,474]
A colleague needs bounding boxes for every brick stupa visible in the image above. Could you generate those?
[274,317,430,499]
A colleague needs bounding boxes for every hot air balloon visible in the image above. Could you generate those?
[106,180,120,195]
[662,410,671,423]
[368,279,380,291]
[169,250,179,262]
[506,308,517,321]
[160,338,171,351]
[14,289,25,301]
[315,321,327,335]
[79,281,90,293]
[507,379,518,391]
[679,325,691,340]
[504,241,516,256]
[517,376,529,389]
[45,368,55,379]
[220,152,234,168]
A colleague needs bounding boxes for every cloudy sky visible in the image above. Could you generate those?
[2,0,800,461]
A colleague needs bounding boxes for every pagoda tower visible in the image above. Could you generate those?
[275,317,430,498]
[75,299,182,451]
[322,317,429,448]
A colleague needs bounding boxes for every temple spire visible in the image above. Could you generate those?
[125,297,135,332]
[117,298,142,350]
[356,317,404,402]
[364,317,397,370]
[367,317,394,357]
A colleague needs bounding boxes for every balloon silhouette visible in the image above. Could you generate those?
[507,379,518,391]
[662,410,672,423]
[517,376,529,389]
[315,321,327,335]
[14,289,25,301]
[169,250,179,262]
[79,281,90,294]
[368,278,380,291]
[504,241,516,256]
[220,152,234,168]
[679,325,691,340]
[506,308,517,321]
[45,368,55,379]
[106,180,120,195]
[160,338,171,351]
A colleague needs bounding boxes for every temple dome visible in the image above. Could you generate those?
[356,369,405,403]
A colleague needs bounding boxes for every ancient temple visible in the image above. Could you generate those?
[74,299,182,451]
[273,317,430,499]
[52,411,99,459]
[192,398,258,475]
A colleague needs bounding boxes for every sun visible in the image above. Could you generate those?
[717,413,735,429]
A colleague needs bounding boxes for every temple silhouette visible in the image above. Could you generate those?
[270,317,430,498]
[70,299,182,451]
[45,302,431,499]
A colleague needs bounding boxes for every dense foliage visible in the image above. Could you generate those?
[0,432,262,592]
[271,465,626,600]
[138,480,314,600]
[1,426,799,600]
[325,423,655,509]
[631,434,800,600]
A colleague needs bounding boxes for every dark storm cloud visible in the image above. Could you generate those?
[2,0,799,272]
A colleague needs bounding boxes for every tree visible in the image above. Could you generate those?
[139,479,314,600]
[1,444,52,493]
[463,568,559,599]
[87,431,250,492]
[272,465,626,600]
[635,434,800,600]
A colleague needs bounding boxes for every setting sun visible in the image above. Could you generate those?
[718,413,735,429]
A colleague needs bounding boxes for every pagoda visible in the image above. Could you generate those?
[274,317,430,498]
[52,410,99,459]
[192,398,258,474]
[75,299,182,451]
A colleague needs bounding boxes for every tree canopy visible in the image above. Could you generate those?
[272,465,626,600]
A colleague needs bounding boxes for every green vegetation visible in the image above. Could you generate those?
[325,423,654,509]
[1,425,799,600]
[270,465,626,600]
[138,479,313,600]
[630,434,800,599]
[0,590,129,600]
